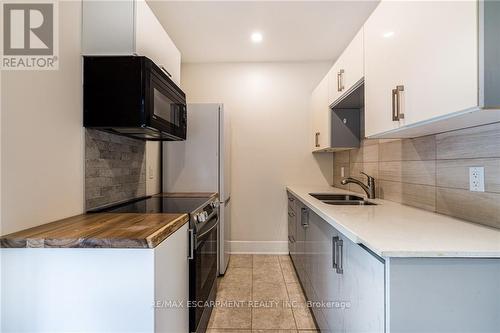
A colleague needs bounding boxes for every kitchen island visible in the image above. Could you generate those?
[286,185,500,333]
[0,211,190,332]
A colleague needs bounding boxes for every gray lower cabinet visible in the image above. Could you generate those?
[287,193,384,333]
[286,192,500,333]
[295,200,309,298]
[307,208,337,332]
[287,193,300,272]
[287,193,297,260]
[340,233,385,333]
[306,207,384,333]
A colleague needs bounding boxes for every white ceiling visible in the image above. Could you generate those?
[148,1,379,63]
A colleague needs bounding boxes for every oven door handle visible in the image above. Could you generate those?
[196,218,219,240]
[188,228,194,260]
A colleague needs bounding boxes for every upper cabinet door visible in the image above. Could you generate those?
[364,1,414,137]
[82,0,181,86]
[135,0,181,85]
[401,1,477,126]
[329,28,364,107]
[311,74,330,151]
[364,0,478,137]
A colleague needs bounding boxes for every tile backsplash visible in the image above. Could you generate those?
[333,122,500,229]
[85,129,146,210]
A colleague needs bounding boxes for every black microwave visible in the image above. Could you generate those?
[83,56,187,141]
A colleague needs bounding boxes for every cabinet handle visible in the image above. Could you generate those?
[288,211,295,218]
[188,228,194,260]
[395,85,405,120]
[337,69,345,92]
[315,132,320,148]
[332,236,339,269]
[160,65,173,78]
[392,88,398,121]
[301,208,309,228]
[339,69,345,91]
[392,85,405,121]
[336,239,344,274]
[288,197,295,202]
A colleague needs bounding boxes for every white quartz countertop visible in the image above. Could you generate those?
[286,185,500,258]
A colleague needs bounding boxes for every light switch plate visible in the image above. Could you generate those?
[148,165,154,180]
[469,167,485,192]
[341,167,345,178]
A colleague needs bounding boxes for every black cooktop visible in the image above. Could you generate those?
[89,196,211,214]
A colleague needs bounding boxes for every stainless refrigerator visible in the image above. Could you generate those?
[163,103,231,275]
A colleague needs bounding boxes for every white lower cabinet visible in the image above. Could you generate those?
[1,224,189,333]
[287,192,500,333]
[154,224,190,333]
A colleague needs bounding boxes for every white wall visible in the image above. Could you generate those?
[1,1,84,235]
[181,62,333,253]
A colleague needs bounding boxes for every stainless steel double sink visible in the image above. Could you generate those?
[309,193,377,206]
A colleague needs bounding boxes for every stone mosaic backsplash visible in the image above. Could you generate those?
[85,129,146,210]
[332,122,500,229]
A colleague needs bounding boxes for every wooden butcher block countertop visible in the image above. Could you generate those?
[0,213,189,249]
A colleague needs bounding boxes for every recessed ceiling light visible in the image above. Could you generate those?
[383,31,395,38]
[251,32,263,43]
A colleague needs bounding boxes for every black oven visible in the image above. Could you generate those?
[83,56,187,141]
[189,211,219,333]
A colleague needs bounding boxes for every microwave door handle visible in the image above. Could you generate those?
[160,66,172,78]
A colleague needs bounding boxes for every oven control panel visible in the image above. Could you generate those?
[193,200,218,224]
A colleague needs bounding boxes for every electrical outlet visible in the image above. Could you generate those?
[148,165,154,180]
[341,167,345,178]
[469,167,485,192]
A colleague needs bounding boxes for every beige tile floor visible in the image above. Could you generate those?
[207,255,318,333]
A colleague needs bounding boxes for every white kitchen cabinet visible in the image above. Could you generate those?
[1,224,190,332]
[328,28,364,107]
[154,224,190,332]
[311,28,364,153]
[364,0,500,138]
[326,64,341,108]
[311,74,330,151]
[82,0,181,85]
